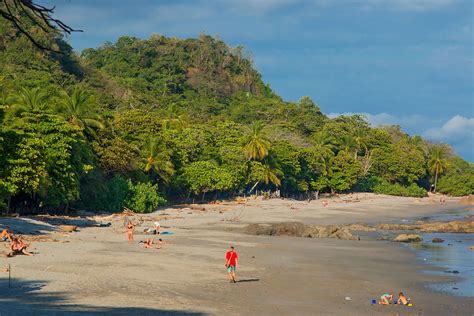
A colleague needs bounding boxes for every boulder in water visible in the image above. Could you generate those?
[393,234,423,243]
[432,237,445,243]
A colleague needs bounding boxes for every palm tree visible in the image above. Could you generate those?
[311,131,336,170]
[55,88,104,137]
[248,162,282,194]
[261,164,282,187]
[144,138,175,183]
[428,145,450,192]
[312,131,335,155]
[244,121,270,161]
[7,87,47,119]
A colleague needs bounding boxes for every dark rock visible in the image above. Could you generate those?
[432,238,444,243]
[444,270,460,274]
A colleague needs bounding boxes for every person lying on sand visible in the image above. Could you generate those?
[1,226,13,242]
[397,292,411,305]
[7,236,33,257]
[143,223,160,235]
[127,222,134,243]
[378,293,393,305]
[139,238,164,249]
[144,238,154,248]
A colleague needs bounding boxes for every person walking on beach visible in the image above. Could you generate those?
[225,246,238,283]
[127,221,134,243]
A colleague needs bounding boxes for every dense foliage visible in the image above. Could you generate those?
[1,23,472,213]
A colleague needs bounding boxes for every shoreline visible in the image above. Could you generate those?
[0,193,473,315]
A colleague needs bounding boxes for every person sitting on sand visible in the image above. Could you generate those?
[378,293,393,305]
[1,226,13,242]
[127,222,134,243]
[8,236,33,257]
[397,292,411,305]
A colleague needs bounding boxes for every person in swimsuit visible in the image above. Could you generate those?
[7,236,33,257]
[127,222,134,243]
[1,226,13,242]
[397,292,411,305]
[378,293,393,305]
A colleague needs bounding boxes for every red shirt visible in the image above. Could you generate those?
[226,250,238,266]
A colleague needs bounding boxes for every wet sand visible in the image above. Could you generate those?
[0,194,472,315]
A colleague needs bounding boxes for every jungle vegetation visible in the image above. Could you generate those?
[1,21,472,213]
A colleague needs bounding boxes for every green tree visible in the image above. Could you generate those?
[244,121,270,161]
[7,87,47,123]
[428,144,450,192]
[55,88,104,138]
[144,138,175,183]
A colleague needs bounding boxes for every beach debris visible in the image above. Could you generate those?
[345,296,352,301]
[190,205,206,212]
[432,238,444,243]
[59,225,78,232]
[122,207,138,216]
[392,234,423,243]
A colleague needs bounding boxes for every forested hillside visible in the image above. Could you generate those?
[1,21,473,214]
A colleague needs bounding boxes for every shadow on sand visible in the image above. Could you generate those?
[236,278,260,283]
[0,277,207,315]
[0,215,107,236]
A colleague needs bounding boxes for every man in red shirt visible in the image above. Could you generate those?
[225,246,238,283]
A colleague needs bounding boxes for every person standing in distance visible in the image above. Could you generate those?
[225,246,238,283]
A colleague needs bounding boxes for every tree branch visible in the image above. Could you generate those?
[0,0,82,53]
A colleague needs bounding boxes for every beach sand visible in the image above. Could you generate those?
[0,193,472,315]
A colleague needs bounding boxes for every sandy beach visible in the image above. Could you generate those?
[0,193,473,315]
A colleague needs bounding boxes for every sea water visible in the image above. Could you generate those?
[408,209,474,297]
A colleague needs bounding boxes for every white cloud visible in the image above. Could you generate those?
[327,112,428,130]
[424,115,474,141]
[362,0,456,11]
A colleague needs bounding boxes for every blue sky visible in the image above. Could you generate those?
[45,0,473,160]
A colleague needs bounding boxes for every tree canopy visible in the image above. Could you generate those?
[0,24,472,214]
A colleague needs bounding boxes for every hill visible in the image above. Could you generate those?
[0,24,472,213]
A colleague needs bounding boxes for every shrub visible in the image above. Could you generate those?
[437,174,474,196]
[125,180,167,213]
[353,176,383,192]
[373,181,427,197]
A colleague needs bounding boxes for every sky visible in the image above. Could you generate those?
[44,0,473,160]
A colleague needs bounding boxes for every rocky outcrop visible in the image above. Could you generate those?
[432,238,444,243]
[393,234,423,242]
[377,220,474,233]
[246,222,358,240]
[343,223,376,232]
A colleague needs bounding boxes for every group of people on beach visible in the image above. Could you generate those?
[378,292,412,306]
[126,220,165,249]
[1,225,33,257]
[126,219,239,283]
